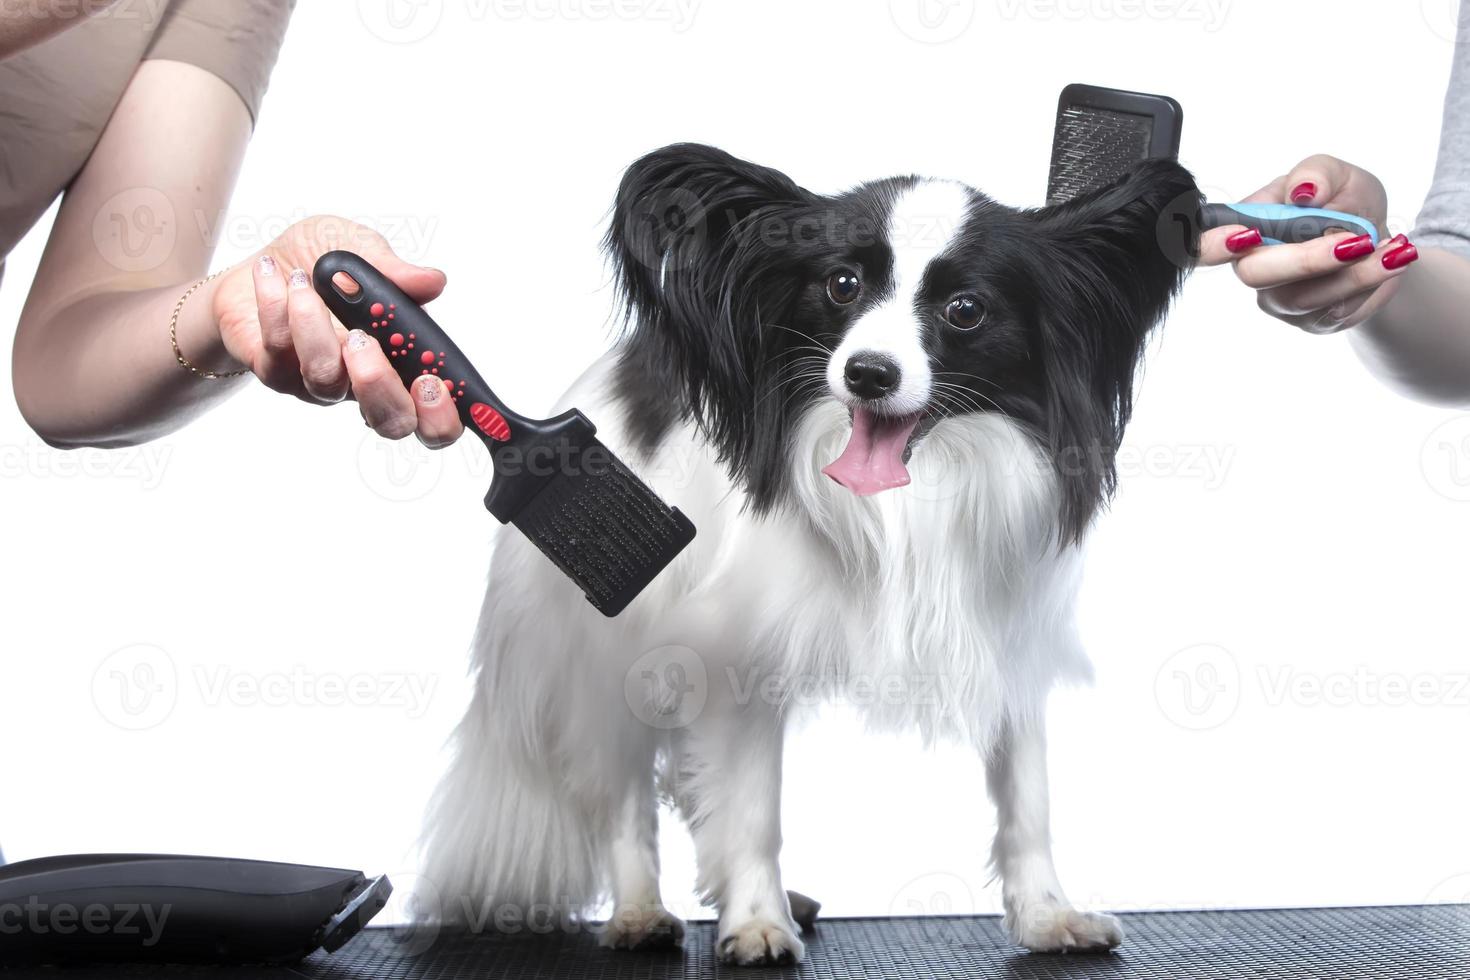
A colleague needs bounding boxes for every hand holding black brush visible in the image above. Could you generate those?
[313,251,695,616]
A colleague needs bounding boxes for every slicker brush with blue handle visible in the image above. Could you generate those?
[1047,83,1379,246]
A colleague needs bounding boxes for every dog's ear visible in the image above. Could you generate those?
[1027,158,1202,540]
[605,143,815,483]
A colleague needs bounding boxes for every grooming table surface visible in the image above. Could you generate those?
[14,906,1470,979]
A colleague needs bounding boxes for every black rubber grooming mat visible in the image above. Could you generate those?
[12,906,1470,979]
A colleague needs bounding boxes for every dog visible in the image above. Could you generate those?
[420,143,1199,964]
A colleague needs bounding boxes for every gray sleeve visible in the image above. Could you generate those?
[1415,1,1470,259]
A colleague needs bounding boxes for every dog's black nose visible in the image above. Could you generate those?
[844,353,900,400]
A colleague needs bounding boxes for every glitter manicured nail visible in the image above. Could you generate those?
[289,268,309,289]
[258,255,276,276]
[346,330,371,352]
[418,378,441,404]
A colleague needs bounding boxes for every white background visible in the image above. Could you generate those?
[3,0,1470,926]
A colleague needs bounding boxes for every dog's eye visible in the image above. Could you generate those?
[944,295,985,330]
[826,270,862,306]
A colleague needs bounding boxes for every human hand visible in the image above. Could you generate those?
[1198,155,1419,334]
[213,216,464,446]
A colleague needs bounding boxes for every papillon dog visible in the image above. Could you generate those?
[421,144,1199,964]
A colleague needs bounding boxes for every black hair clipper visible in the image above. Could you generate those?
[0,854,390,965]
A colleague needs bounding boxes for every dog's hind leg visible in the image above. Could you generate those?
[674,697,804,967]
[986,717,1123,953]
[599,768,685,950]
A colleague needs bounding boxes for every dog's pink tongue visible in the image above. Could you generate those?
[822,408,922,496]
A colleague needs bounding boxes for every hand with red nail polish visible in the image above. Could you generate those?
[1197,154,1398,334]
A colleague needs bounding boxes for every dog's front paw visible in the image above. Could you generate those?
[717,917,806,966]
[1006,903,1123,954]
[599,904,686,951]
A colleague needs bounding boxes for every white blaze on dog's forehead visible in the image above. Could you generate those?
[826,180,972,415]
[886,179,972,300]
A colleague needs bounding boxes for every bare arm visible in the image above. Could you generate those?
[11,59,463,449]
[0,0,120,59]
[12,59,252,447]
[1349,248,1470,407]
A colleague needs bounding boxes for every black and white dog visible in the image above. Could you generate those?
[422,144,1199,964]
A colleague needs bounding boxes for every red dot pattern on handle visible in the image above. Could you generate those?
[421,351,435,365]
[390,333,405,347]
[470,403,511,442]
[370,302,385,317]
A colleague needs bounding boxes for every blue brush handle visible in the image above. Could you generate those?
[1201,202,1378,247]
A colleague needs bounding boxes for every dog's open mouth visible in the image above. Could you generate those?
[821,406,928,497]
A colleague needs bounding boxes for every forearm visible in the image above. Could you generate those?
[0,0,121,58]
[12,275,248,448]
[1351,248,1470,407]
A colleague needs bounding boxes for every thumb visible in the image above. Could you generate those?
[1278,154,1352,208]
[372,249,448,304]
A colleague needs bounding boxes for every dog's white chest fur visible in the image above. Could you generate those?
[501,359,1092,750]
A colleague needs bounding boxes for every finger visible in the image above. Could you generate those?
[366,249,448,305]
[287,267,350,403]
[252,253,300,392]
[343,330,417,439]
[1263,287,1376,336]
[1231,231,1375,290]
[1258,236,1414,316]
[410,376,465,449]
[1279,154,1354,207]
[1199,225,1254,267]
[1260,237,1419,333]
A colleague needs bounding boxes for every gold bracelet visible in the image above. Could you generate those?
[170,271,248,380]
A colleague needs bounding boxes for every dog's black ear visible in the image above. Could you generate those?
[605,143,815,487]
[1027,158,1202,540]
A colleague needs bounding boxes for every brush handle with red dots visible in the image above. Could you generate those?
[311,251,528,448]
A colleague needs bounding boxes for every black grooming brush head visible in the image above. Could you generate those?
[1047,84,1184,206]
[510,436,695,618]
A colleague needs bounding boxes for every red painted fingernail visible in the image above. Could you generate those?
[1290,182,1317,204]
[1333,234,1376,262]
[1226,228,1264,253]
[1382,242,1419,270]
[1387,233,1408,248]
